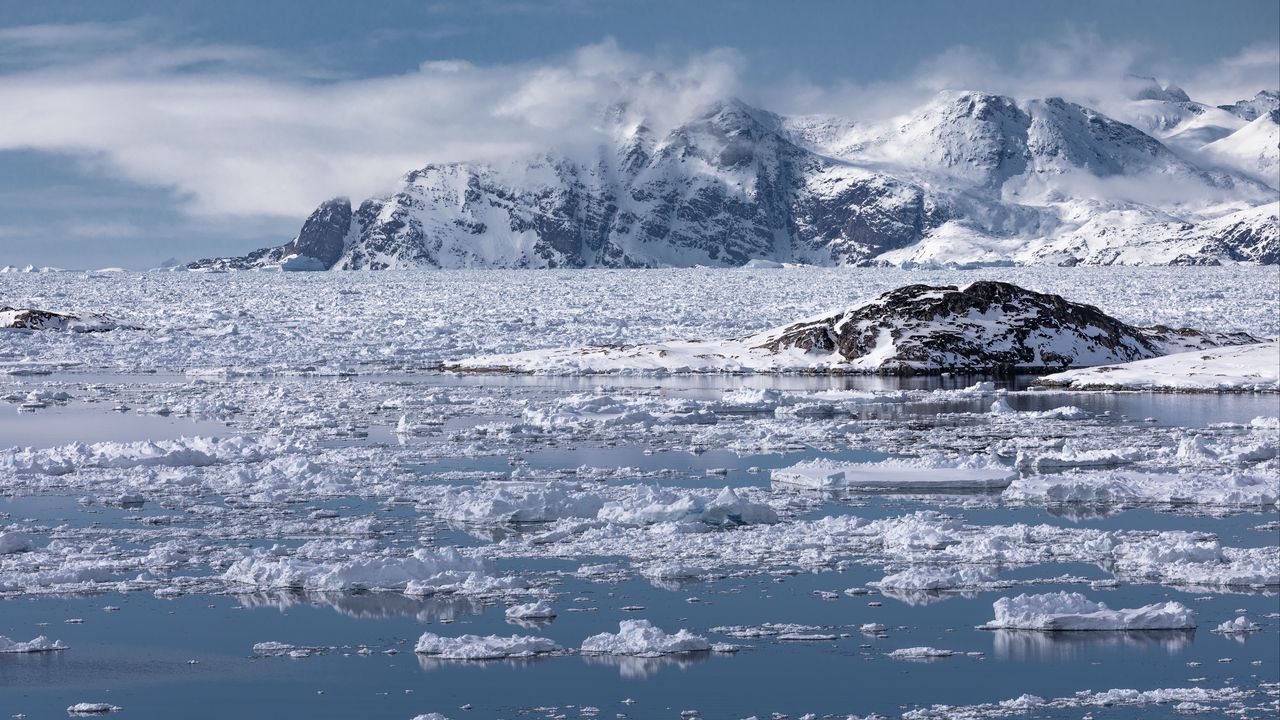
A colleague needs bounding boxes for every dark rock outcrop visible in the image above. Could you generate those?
[188,198,352,271]
[1,307,127,332]
[752,281,1258,373]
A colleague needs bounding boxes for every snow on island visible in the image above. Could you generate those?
[1,306,128,332]
[1039,340,1279,392]
[447,281,1257,375]
[980,592,1197,631]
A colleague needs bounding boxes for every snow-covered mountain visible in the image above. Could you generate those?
[189,85,1280,271]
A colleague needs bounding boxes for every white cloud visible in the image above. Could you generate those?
[0,22,1273,221]
[0,31,741,217]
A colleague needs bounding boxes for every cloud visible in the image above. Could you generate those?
[0,29,741,217]
[1181,43,1280,106]
[0,21,1273,223]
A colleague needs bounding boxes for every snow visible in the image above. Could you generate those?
[0,634,68,652]
[982,592,1197,630]
[580,620,711,655]
[413,631,560,660]
[1040,341,1280,392]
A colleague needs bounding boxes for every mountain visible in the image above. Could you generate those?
[189,87,1280,271]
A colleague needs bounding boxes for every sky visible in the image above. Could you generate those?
[0,0,1277,269]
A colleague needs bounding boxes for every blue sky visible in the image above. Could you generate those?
[1,0,1277,268]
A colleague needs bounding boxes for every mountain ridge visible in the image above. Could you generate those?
[188,87,1280,271]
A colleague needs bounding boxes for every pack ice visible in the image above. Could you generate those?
[451,281,1257,375]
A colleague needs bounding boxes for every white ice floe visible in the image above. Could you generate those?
[1213,616,1261,634]
[413,631,560,660]
[901,686,1256,719]
[1,435,277,475]
[871,565,1003,591]
[437,483,776,529]
[250,641,333,657]
[580,620,711,655]
[1004,468,1279,507]
[981,592,1197,630]
[221,547,522,595]
[0,530,34,554]
[989,398,1089,420]
[1040,340,1280,392]
[888,646,958,659]
[66,704,123,716]
[505,600,556,620]
[772,455,1015,491]
[0,635,68,652]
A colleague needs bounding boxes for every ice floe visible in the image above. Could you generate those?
[772,455,1015,491]
[0,634,68,652]
[580,620,711,655]
[1213,616,1262,633]
[221,547,522,595]
[981,592,1197,630]
[413,631,560,659]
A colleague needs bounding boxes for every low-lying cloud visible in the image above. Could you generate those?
[0,22,1273,220]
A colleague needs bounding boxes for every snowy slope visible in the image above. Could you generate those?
[1201,110,1280,186]
[188,87,1280,271]
[1039,341,1280,392]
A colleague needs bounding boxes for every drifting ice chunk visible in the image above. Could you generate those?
[0,530,34,554]
[981,592,1197,630]
[66,704,122,715]
[889,646,958,659]
[505,601,556,620]
[0,635,68,652]
[872,565,1001,590]
[1004,469,1278,506]
[222,547,520,595]
[1213,616,1261,634]
[772,456,1015,491]
[580,620,711,655]
[413,631,559,660]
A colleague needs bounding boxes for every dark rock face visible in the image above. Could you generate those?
[1218,91,1280,121]
[0,307,125,332]
[188,198,352,271]
[752,281,1257,373]
[289,198,352,267]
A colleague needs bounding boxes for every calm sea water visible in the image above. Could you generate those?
[2,374,1277,718]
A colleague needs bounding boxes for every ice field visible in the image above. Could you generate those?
[1,267,1278,719]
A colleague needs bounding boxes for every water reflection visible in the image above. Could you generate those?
[415,654,552,672]
[991,629,1194,660]
[581,651,710,679]
[1042,504,1126,521]
[876,588,982,606]
[235,590,485,622]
